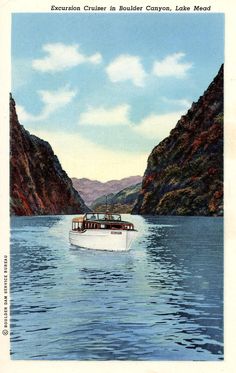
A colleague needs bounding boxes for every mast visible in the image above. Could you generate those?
[106,195,108,213]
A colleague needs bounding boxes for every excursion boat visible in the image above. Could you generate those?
[69,212,138,251]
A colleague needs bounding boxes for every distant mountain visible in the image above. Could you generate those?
[72,175,142,206]
[91,182,141,213]
[10,95,89,215]
[132,65,223,216]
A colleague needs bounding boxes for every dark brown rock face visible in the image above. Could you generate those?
[10,95,89,215]
[132,65,223,216]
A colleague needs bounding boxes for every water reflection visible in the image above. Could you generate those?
[10,217,62,347]
[11,215,63,229]
[142,216,223,358]
[10,215,223,360]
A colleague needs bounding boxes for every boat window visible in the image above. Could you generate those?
[86,214,97,221]
[95,213,121,221]
[109,214,121,221]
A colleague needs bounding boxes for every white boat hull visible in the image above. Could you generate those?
[69,229,138,251]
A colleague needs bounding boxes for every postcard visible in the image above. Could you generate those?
[0,0,235,372]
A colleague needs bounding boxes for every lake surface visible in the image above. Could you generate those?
[10,215,223,360]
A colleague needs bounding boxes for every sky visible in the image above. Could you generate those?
[11,12,224,181]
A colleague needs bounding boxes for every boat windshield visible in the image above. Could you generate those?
[85,213,121,221]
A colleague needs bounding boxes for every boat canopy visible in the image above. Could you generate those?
[72,213,122,223]
[84,213,122,221]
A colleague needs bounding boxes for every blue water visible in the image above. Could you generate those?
[10,215,223,360]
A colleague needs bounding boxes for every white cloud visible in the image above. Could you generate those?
[38,87,77,111]
[106,55,147,87]
[153,52,193,78]
[79,104,130,126]
[16,104,34,123]
[16,105,35,123]
[32,43,102,72]
[88,53,103,65]
[79,103,184,142]
[16,86,77,123]
[31,129,147,181]
[162,97,191,108]
[30,111,184,181]
[133,111,183,139]
[23,104,185,180]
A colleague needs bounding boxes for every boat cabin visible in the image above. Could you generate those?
[72,213,135,231]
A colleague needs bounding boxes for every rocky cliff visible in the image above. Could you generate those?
[72,175,142,206]
[10,95,89,215]
[133,65,223,216]
[91,182,141,213]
